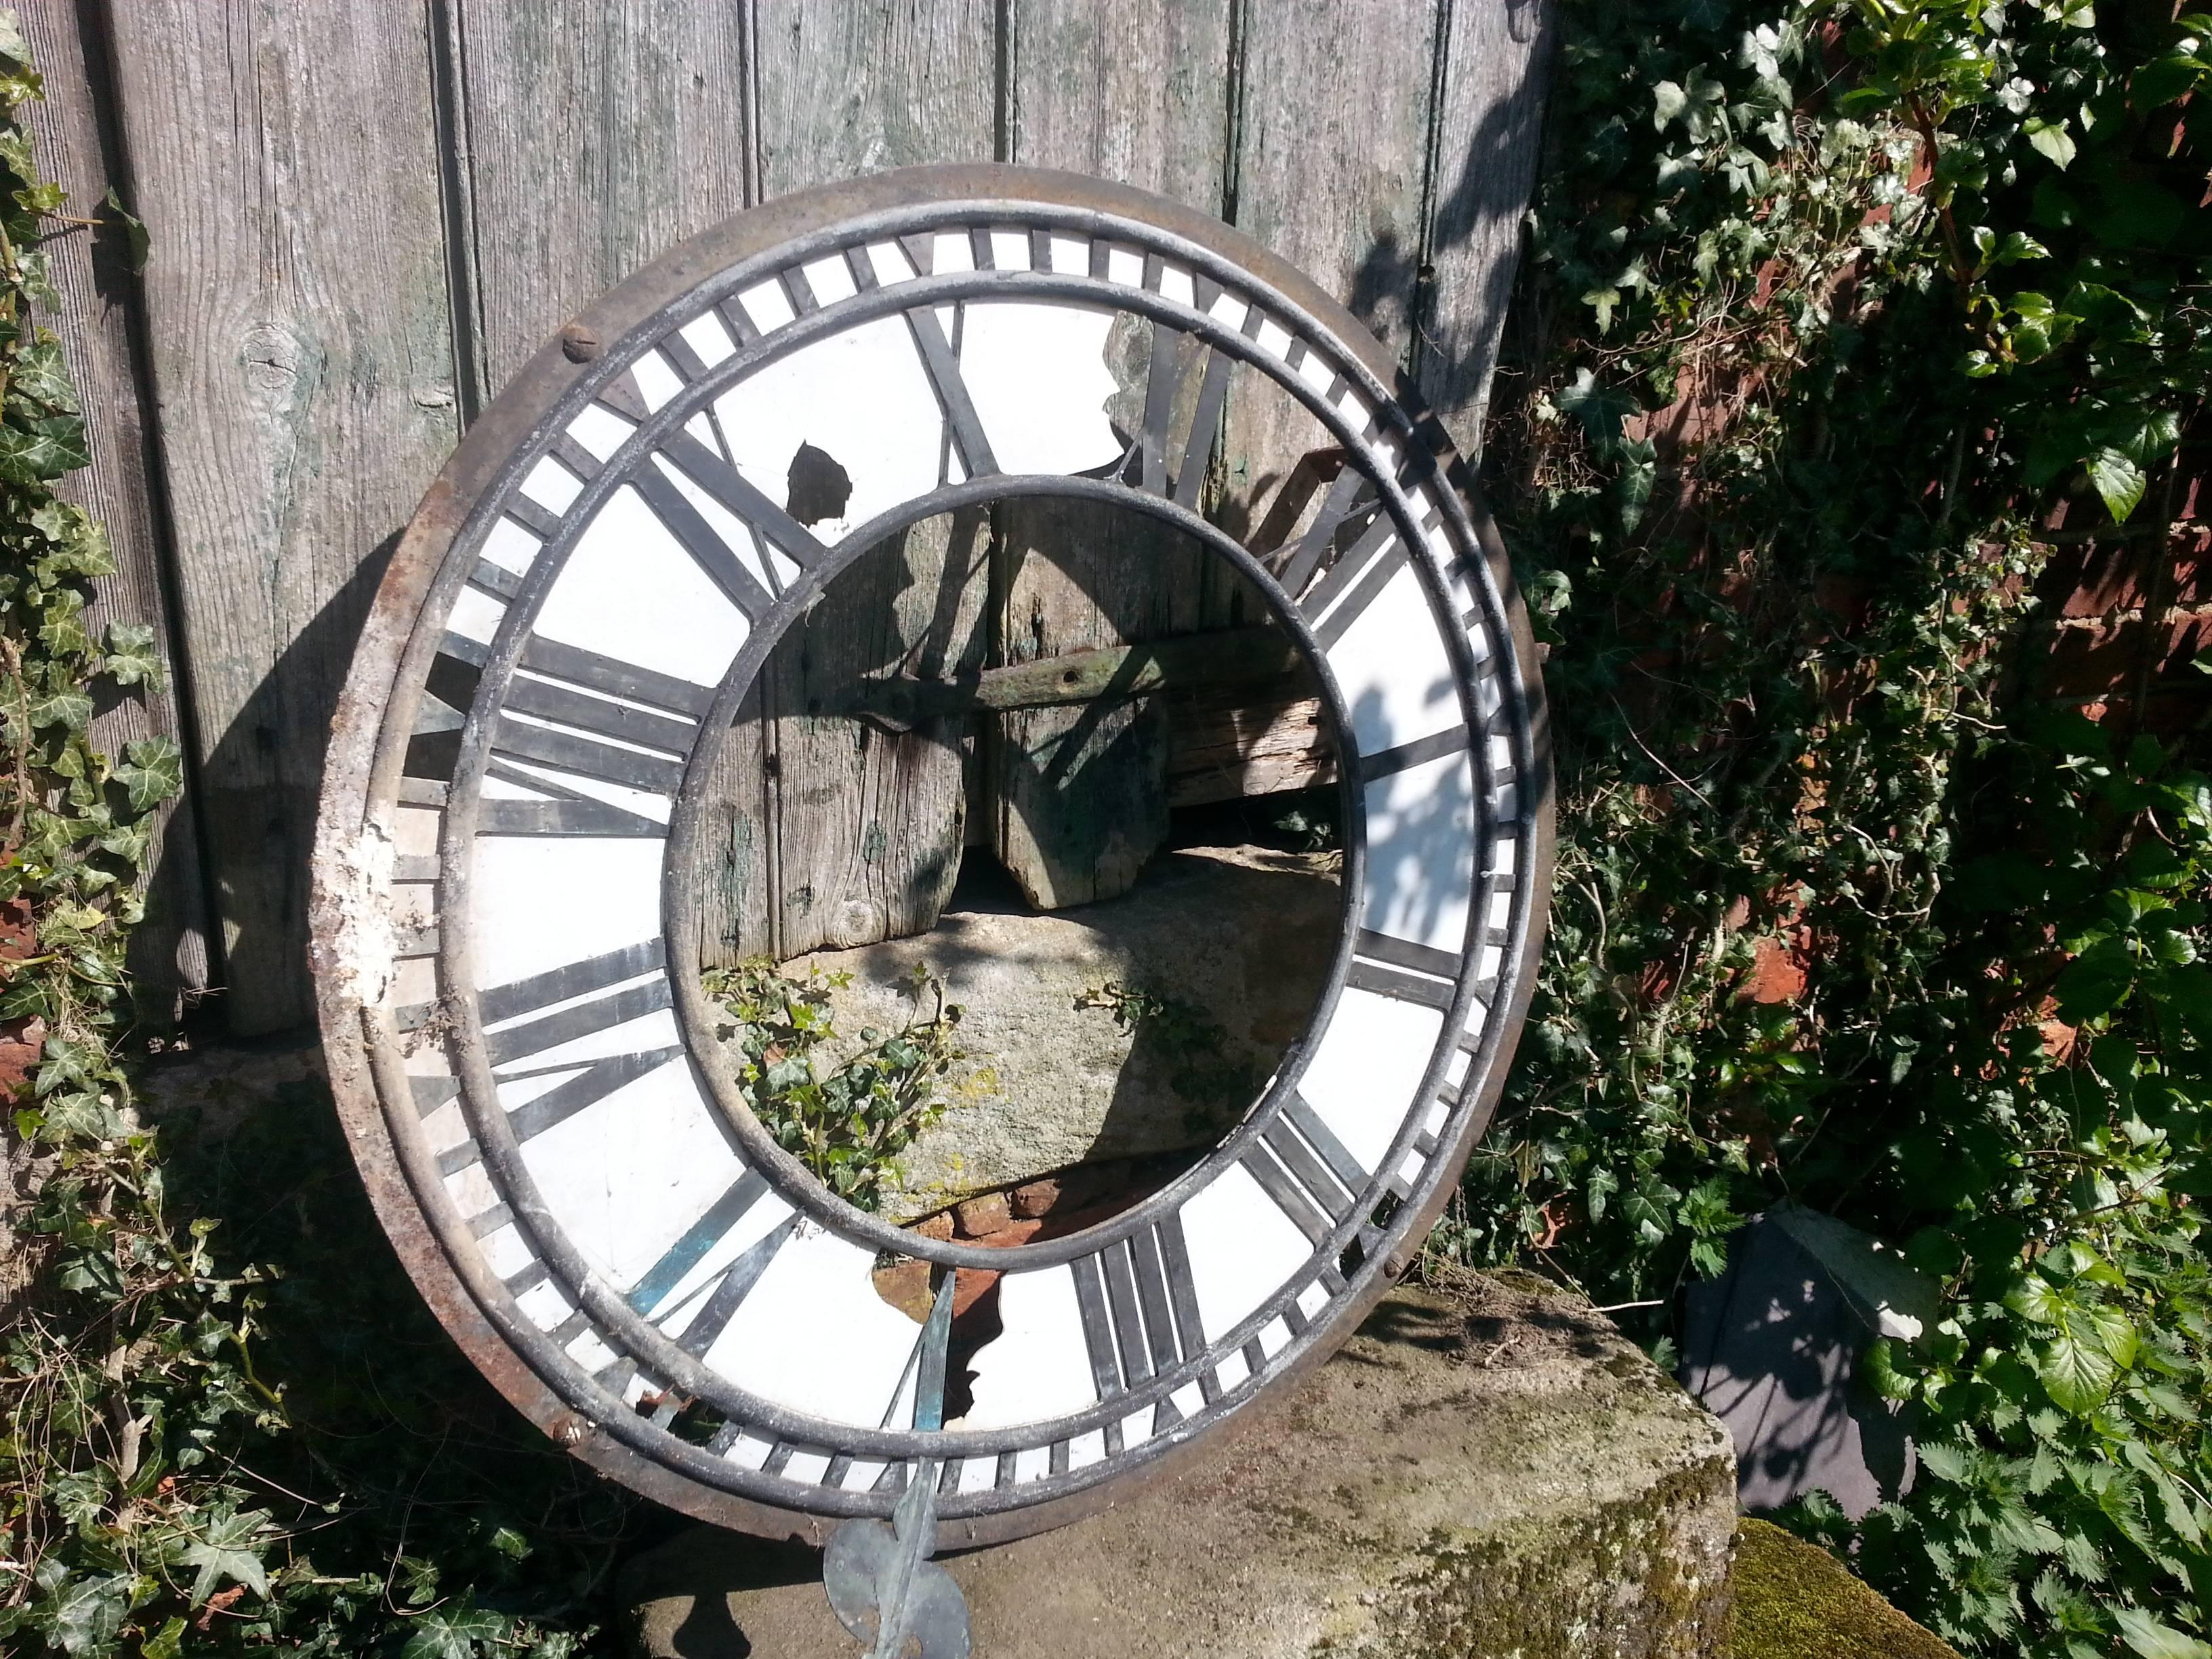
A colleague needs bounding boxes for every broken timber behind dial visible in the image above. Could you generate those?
[310,166,1552,1547]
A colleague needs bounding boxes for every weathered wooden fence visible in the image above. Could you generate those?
[20,0,1552,1034]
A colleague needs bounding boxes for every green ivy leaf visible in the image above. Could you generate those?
[102,187,149,275]
[178,1507,272,1606]
[2024,117,2077,168]
[40,1570,129,1659]
[1554,369,1638,453]
[115,735,182,814]
[28,686,92,733]
[0,413,89,483]
[398,1602,511,1659]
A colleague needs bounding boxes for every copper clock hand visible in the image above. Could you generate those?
[825,1271,970,1659]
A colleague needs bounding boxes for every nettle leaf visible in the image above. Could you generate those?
[1917,1439,1976,1485]
[2037,1329,2118,1414]
[2114,1607,2212,1659]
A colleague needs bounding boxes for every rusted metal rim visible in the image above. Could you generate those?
[310,164,1555,1547]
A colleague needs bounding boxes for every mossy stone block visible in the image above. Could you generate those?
[622,1274,1738,1657]
[1727,1519,1959,1659]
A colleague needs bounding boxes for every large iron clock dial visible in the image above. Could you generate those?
[312,167,1552,1545]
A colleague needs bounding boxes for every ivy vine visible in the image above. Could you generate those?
[0,24,636,1658]
[1452,2,2212,1654]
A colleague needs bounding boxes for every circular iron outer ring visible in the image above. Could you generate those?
[310,164,1555,1547]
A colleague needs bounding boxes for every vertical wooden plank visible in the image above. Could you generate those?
[991,0,1237,908]
[107,1,459,1033]
[1225,0,1440,532]
[1417,0,1553,444]
[447,1,754,399]
[753,0,997,202]
[771,514,994,949]
[726,0,998,960]
[443,1,772,962]
[17,3,212,1023]
[1006,0,1233,214]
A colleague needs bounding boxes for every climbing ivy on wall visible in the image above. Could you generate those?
[1451,2,2212,1654]
[0,24,642,1656]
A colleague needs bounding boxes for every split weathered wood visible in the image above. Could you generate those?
[104,1,459,1034]
[1417,0,1556,439]
[1165,689,1335,808]
[716,0,1000,960]
[992,0,1240,909]
[16,3,211,1023]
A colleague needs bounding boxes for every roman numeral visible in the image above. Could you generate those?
[651,427,832,574]
[479,938,671,1069]
[501,1046,685,1144]
[486,634,709,803]
[1071,1214,1208,1425]
[1239,1093,1382,1283]
[905,306,998,478]
[1131,325,1237,508]
[1345,927,1459,1011]
[623,1170,794,1359]
[1273,466,1378,598]
[477,774,668,838]
[1298,514,1408,651]
[574,368,826,594]
[830,241,998,482]
[407,630,499,783]
[629,460,780,619]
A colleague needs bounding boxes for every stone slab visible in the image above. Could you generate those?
[621,1273,1738,1658]
[783,844,1340,1221]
